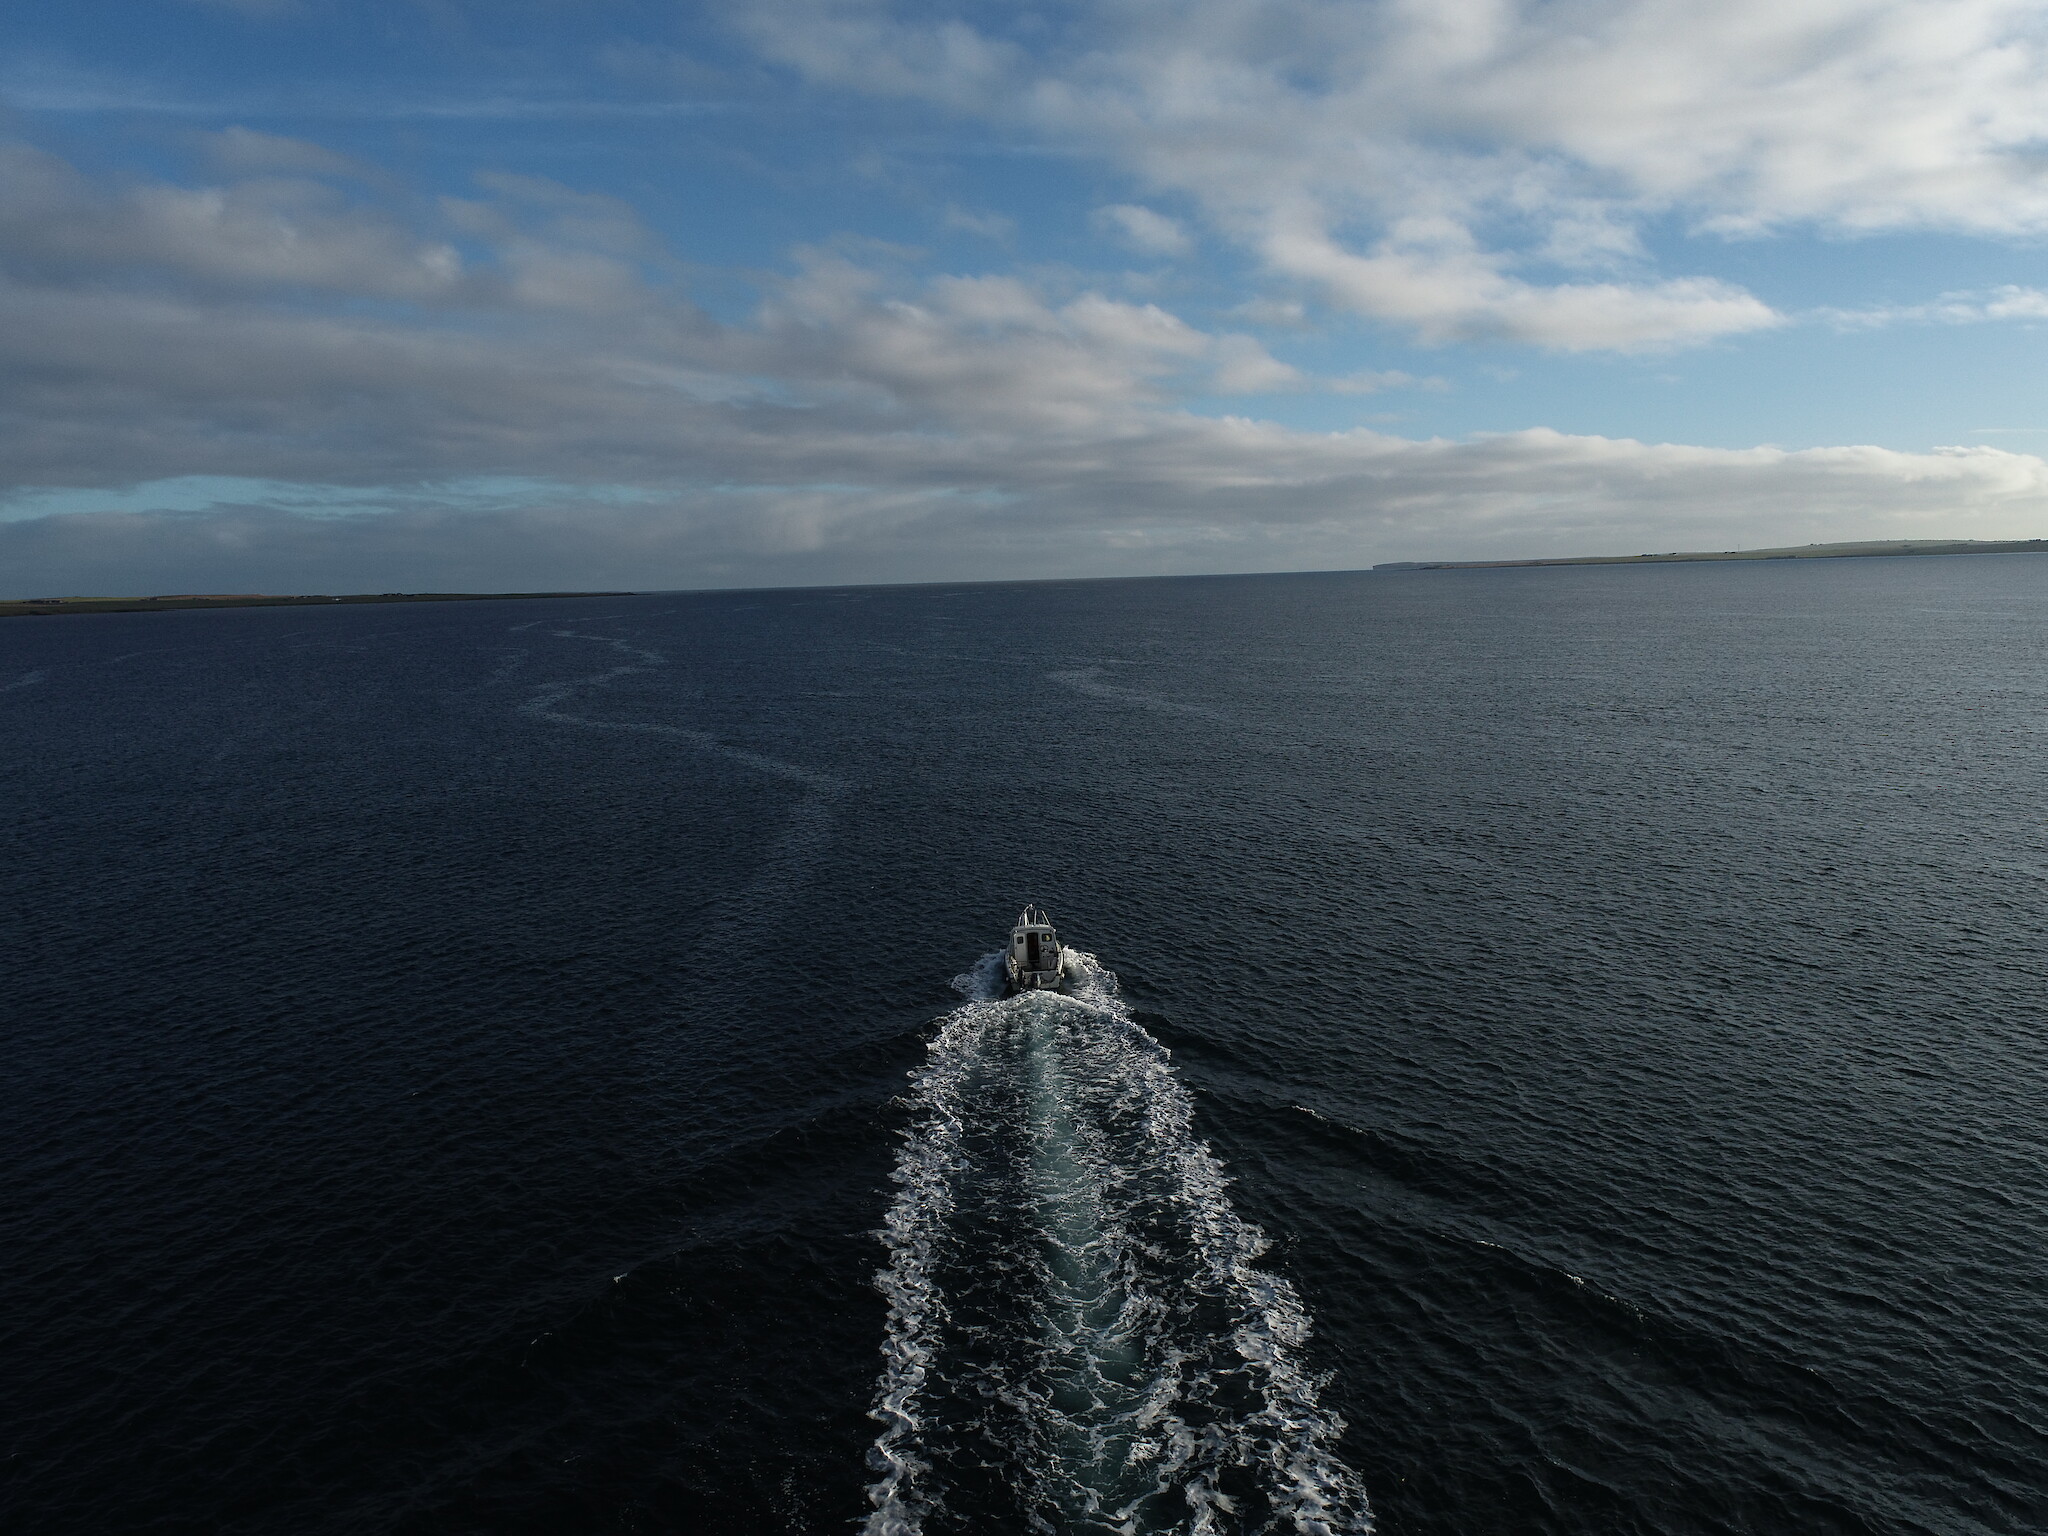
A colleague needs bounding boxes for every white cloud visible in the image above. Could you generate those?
[4,137,2045,594]
[1228,296,1309,328]
[8,430,2046,595]
[942,204,1016,240]
[1263,216,1782,349]
[1093,203,1192,257]
[201,127,371,180]
[1821,284,2048,328]
[1328,369,1440,394]
[1208,334,1304,393]
[0,141,463,299]
[744,258,1219,428]
[736,0,2048,349]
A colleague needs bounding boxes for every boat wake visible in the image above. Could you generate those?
[866,953,1373,1535]
[510,621,843,963]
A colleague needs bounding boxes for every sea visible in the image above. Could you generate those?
[3,557,2044,1536]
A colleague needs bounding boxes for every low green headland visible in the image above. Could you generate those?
[1,591,631,618]
[1375,538,2048,571]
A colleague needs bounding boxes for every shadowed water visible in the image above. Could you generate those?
[4,558,2046,1534]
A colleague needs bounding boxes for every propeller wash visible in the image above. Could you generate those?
[863,951,1374,1535]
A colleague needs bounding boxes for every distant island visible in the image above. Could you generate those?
[1374,537,2048,571]
[0,591,631,618]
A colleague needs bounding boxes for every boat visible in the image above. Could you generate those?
[1004,906,1065,993]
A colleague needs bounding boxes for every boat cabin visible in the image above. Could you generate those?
[1005,905,1064,991]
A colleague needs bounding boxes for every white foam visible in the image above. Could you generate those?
[865,952,1374,1534]
[1048,666,1221,720]
[516,629,838,790]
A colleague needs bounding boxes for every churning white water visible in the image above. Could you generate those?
[864,953,1374,1535]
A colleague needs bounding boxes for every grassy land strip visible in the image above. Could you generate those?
[1,592,632,618]
[1374,538,2048,571]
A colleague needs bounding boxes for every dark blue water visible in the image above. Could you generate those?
[4,560,2045,1535]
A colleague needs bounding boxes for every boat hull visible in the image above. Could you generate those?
[1004,959,1064,994]
[1003,906,1066,994]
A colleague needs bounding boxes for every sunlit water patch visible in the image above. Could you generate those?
[866,952,1373,1536]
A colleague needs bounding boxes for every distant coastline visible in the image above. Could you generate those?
[1374,538,2048,571]
[0,591,631,618]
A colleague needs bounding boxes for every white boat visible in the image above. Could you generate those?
[1004,906,1065,993]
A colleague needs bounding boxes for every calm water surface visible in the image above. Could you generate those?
[4,559,2045,1534]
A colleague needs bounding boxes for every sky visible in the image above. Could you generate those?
[5,0,2048,593]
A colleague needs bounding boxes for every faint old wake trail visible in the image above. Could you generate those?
[510,622,844,960]
[866,954,1373,1536]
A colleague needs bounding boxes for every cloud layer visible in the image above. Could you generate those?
[740,0,2048,349]
[7,0,2048,594]
[10,425,2047,595]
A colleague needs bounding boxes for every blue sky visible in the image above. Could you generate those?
[6,0,2048,592]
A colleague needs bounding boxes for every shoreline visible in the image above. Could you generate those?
[1374,538,2048,571]
[1,591,632,619]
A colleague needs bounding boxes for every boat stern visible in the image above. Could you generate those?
[1004,906,1065,993]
